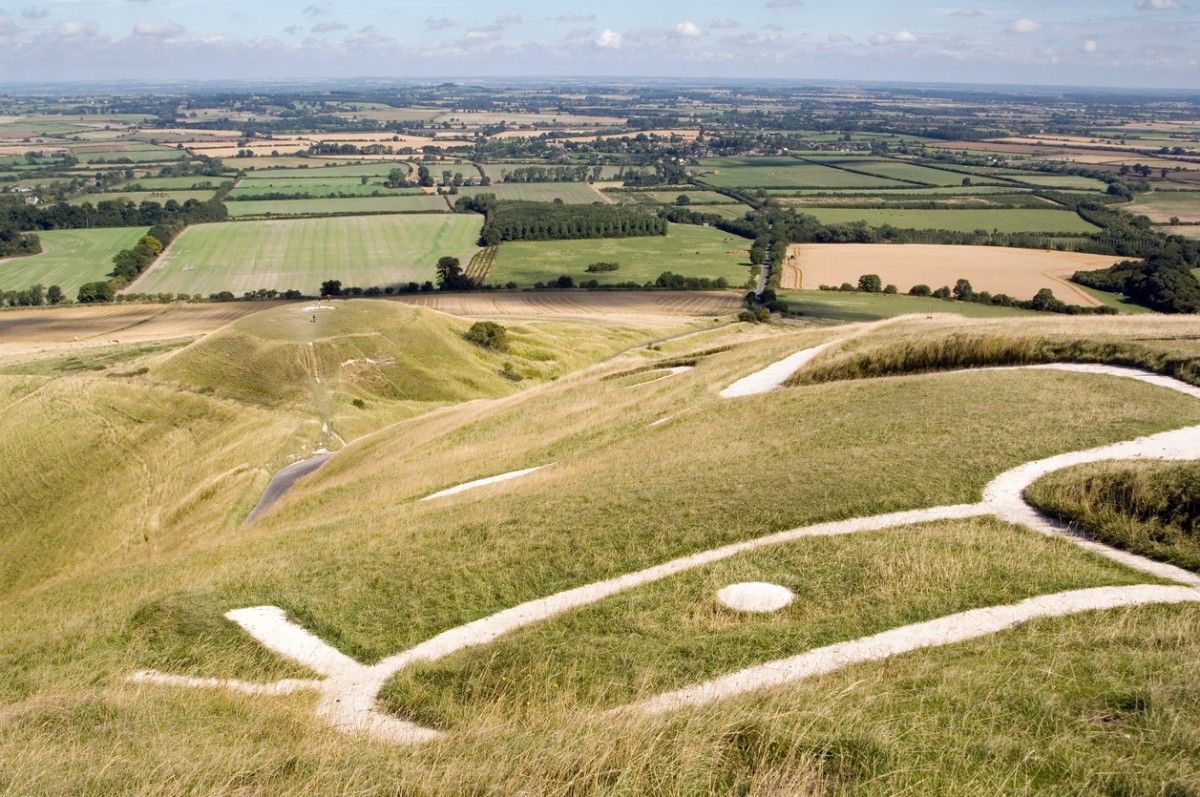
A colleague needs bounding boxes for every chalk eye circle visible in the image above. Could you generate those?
[716,582,795,613]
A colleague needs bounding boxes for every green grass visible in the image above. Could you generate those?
[132,215,480,294]
[1027,461,1200,572]
[489,222,752,287]
[381,516,1146,728]
[73,146,188,163]
[69,190,216,206]
[797,207,1098,233]
[1073,284,1155,314]
[0,227,147,292]
[224,195,449,217]
[698,157,908,189]
[457,183,608,203]
[777,289,1039,321]
[4,314,1200,794]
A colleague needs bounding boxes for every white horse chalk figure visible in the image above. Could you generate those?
[127,356,1200,744]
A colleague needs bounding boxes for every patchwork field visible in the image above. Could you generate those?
[225,195,450,217]
[489,223,752,287]
[782,243,1127,305]
[796,207,1098,233]
[131,215,482,294]
[0,227,147,293]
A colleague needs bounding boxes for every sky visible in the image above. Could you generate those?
[0,1,1196,90]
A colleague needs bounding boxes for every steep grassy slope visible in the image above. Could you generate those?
[788,314,1200,387]
[4,315,1200,794]
[154,300,665,438]
[1028,461,1200,572]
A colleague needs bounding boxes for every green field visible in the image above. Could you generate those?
[69,190,216,206]
[776,289,1040,321]
[224,195,450,217]
[458,182,608,203]
[489,223,751,286]
[73,146,189,163]
[230,179,426,199]
[808,158,974,186]
[116,177,230,191]
[697,157,908,189]
[0,227,146,292]
[798,207,1099,233]
[131,215,481,294]
[235,163,412,179]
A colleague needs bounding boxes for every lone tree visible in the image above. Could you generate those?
[953,278,975,301]
[435,256,473,291]
[858,273,883,293]
[320,279,343,297]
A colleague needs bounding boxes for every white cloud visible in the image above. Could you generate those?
[52,20,99,38]
[1136,0,1180,8]
[302,5,326,15]
[1007,18,1042,33]
[21,6,47,20]
[133,19,184,37]
[827,32,851,42]
[554,13,595,22]
[425,17,454,30]
[495,12,523,26]
[948,8,984,16]
[710,17,741,29]
[674,21,701,38]
[1081,38,1098,53]
[869,29,918,45]
[595,28,622,48]
[310,21,346,33]
[0,15,16,36]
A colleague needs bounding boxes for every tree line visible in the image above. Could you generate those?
[0,195,228,231]
[457,196,666,245]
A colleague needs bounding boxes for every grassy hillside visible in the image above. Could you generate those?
[4,313,1200,794]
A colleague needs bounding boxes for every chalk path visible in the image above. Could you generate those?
[128,356,1200,744]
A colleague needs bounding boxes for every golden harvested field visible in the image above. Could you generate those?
[782,244,1127,305]
[0,302,277,362]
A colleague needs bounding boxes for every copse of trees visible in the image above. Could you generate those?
[0,224,40,257]
[1073,255,1200,314]
[472,199,667,244]
[464,321,508,351]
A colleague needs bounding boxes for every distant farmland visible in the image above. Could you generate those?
[0,227,147,293]
[131,215,482,295]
